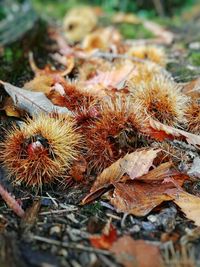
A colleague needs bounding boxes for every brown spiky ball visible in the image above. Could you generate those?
[0,114,81,187]
[63,6,97,42]
[84,97,143,171]
[185,100,200,134]
[127,45,166,66]
[131,76,188,126]
[127,62,169,89]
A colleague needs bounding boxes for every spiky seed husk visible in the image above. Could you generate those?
[185,100,200,134]
[131,76,188,126]
[84,96,144,171]
[127,61,170,90]
[0,114,81,187]
[127,45,167,66]
[63,6,97,42]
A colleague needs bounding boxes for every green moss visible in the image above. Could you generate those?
[81,202,104,216]
[189,52,200,66]
[118,23,154,39]
[167,62,200,82]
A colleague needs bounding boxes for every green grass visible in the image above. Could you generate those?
[118,23,154,39]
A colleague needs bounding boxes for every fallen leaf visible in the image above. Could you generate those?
[110,170,187,216]
[1,81,72,116]
[29,51,74,77]
[90,222,117,250]
[0,183,24,217]
[20,200,41,232]
[137,162,177,182]
[111,236,164,267]
[110,181,173,216]
[2,97,22,117]
[167,189,200,227]
[82,148,160,204]
[145,118,200,147]
[85,62,134,90]
[121,149,161,180]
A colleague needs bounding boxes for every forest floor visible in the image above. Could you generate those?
[1,2,200,267]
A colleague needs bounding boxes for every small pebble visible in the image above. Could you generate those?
[147,215,157,223]
[142,221,156,231]
[130,224,141,233]
[50,225,61,236]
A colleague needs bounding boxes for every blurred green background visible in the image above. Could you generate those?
[0,0,198,21]
[0,0,200,85]
[31,0,197,18]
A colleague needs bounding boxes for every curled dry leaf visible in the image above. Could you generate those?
[144,118,200,147]
[167,189,200,227]
[111,236,164,267]
[29,52,74,77]
[81,148,160,205]
[0,183,24,217]
[2,97,22,117]
[1,81,72,116]
[137,162,178,182]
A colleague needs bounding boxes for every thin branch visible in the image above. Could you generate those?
[32,235,112,255]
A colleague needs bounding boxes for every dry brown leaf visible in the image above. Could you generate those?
[85,62,134,90]
[20,200,41,231]
[29,52,74,77]
[111,236,164,267]
[81,148,160,205]
[121,149,161,180]
[137,162,177,182]
[110,181,173,216]
[1,81,72,116]
[2,97,22,117]
[167,189,200,227]
[144,118,200,147]
[90,222,117,250]
[110,170,187,216]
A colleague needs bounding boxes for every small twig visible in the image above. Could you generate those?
[90,51,150,64]
[32,235,112,255]
[106,213,121,220]
[0,183,24,217]
[39,208,78,215]
[46,192,58,208]
[121,213,129,228]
